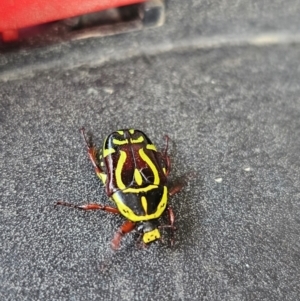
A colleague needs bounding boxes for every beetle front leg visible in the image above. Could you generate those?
[80,127,106,181]
[55,201,120,214]
[111,220,136,250]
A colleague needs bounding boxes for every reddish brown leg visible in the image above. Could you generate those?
[80,127,104,176]
[168,182,184,196]
[55,201,120,213]
[159,206,177,246]
[162,135,171,176]
[111,220,136,250]
[168,171,196,196]
[163,134,170,156]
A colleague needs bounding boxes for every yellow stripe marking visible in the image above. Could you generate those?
[141,196,148,214]
[112,186,168,222]
[143,229,161,243]
[103,148,115,157]
[139,148,160,185]
[134,168,143,185]
[115,150,126,190]
[162,167,166,175]
[113,138,128,145]
[129,129,135,134]
[123,185,157,193]
[130,136,144,143]
[117,130,124,135]
[146,144,157,151]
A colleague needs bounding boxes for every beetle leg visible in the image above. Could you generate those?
[111,220,136,250]
[163,134,170,155]
[80,127,106,179]
[164,155,171,177]
[162,135,171,176]
[168,171,196,196]
[135,232,148,249]
[55,201,120,213]
[168,182,184,196]
[159,206,177,246]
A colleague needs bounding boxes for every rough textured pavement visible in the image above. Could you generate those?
[1,1,300,301]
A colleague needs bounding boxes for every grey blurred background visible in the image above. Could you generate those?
[1,1,300,300]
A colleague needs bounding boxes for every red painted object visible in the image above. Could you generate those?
[0,0,146,41]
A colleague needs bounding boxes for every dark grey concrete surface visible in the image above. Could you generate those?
[1,0,300,300]
[1,44,300,300]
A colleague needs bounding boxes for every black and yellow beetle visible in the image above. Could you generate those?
[56,128,184,249]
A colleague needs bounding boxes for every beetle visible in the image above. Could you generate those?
[56,128,184,249]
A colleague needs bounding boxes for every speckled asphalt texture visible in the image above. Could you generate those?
[1,1,300,301]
